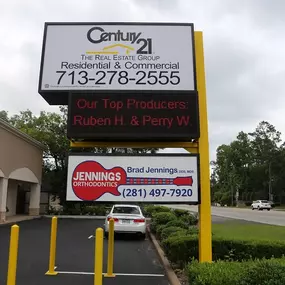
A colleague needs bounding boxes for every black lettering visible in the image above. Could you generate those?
[87,27,144,44]
[61,62,68,68]
[87,27,105,44]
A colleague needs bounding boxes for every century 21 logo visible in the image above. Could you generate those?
[87,27,152,54]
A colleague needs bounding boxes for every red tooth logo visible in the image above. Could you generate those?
[72,161,126,201]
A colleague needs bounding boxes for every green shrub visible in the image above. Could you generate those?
[162,235,285,267]
[187,258,285,285]
[80,205,107,216]
[153,211,177,225]
[165,219,189,229]
[173,208,189,218]
[187,259,244,285]
[186,226,199,235]
[160,226,188,240]
[150,220,158,233]
[156,224,168,238]
[143,205,172,217]
[150,211,176,233]
[240,258,285,285]
[180,212,198,226]
[162,234,198,267]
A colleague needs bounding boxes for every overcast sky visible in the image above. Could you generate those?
[1,0,284,161]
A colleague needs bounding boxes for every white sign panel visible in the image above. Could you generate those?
[39,23,196,92]
[66,154,200,203]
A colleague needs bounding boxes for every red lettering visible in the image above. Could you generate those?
[102,99,123,111]
[73,115,83,125]
[127,99,136,109]
[142,116,173,128]
[114,115,124,126]
[76,99,98,109]
[73,115,111,126]
[176,116,190,126]
[126,99,187,110]
[179,101,187,109]
[142,115,151,125]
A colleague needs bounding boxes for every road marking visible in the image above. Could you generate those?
[57,270,164,277]
[88,235,94,239]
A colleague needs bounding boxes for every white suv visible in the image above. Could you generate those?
[251,200,272,211]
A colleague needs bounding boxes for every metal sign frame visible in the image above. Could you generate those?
[66,152,201,204]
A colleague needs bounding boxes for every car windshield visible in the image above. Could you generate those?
[261,200,268,203]
[112,206,140,215]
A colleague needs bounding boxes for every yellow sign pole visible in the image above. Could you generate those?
[94,228,104,285]
[192,31,212,262]
[105,219,115,277]
[46,216,58,275]
[7,225,19,285]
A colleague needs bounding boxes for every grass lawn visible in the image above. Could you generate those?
[212,221,285,241]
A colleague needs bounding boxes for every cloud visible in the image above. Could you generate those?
[0,0,284,163]
[132,0,180,11]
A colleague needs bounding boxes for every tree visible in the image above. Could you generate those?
[211,121,285,205]
[0,110,9,122]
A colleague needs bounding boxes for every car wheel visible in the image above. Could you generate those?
[258,207,261,211]
[104,231,108,238]
[267,209,270,211]
[252,207,254,210]
[140,233,146,240]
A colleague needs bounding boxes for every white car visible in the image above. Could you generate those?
[104,204,146,238]
[251,200,272,211]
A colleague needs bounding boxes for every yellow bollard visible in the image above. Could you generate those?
[94,228,104,285]
[7,225,19,285]
[105,219,115,277]
[45,216,58,275]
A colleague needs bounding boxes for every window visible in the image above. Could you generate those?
[112,206,140,215]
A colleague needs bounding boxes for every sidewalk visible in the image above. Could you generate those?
[0,215,41,225]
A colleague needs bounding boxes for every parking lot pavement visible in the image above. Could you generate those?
[0,218,169,285]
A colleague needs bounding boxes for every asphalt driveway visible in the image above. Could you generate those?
[0,218,169,285]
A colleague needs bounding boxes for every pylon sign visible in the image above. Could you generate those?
[38,22,197,105]
[37,22,201,204]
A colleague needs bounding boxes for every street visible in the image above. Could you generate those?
[165,204,285,226]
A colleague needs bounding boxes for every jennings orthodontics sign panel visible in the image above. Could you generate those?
[66,154,200,203]
[38,22,196,104]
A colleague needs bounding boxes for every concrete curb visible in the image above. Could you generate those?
[147,225,181,285]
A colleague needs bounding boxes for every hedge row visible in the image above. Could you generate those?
[188,257,285,285]
[162,234,285,267]
[47,204,110,216]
